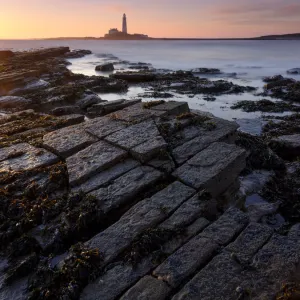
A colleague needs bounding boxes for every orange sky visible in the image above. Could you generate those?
[0,0,299,39]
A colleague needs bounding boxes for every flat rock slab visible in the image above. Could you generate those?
[172,118,238,165]
[120,276,171,300]
[43,125,98,158]
[84,116,125,139]
[173,142,247,196]
[150,101,190,116]
[105,120,160,150]
[67,141,127,186]
[172,252,246,300]
[0,96,32,110]
[226,222,273,263]
[200,208,249,245]
[0,143,58,174]
[72,159,140,193]
[131,136,167,163]
[107,103,153,123]
[89,166,163,213]
[154,236,218,288]
[86,181,194,263]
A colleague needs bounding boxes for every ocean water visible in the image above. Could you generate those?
[1,39,300,134]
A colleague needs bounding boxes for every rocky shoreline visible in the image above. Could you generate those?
[0,47,300,299]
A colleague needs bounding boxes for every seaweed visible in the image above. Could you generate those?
[142,100,165,109]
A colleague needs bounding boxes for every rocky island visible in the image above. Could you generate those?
[0,47,300,299]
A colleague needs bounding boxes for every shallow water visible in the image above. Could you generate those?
[1,39,299,134]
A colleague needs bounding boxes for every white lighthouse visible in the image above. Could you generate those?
[122,13,127,34]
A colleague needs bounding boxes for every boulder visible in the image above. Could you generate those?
[287,68,300,75]
[95,63,114,72]
[0,50,14,60]
[269,134,300,160]
[76,93,105,110]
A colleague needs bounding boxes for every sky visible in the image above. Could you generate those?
[0,0,300,39]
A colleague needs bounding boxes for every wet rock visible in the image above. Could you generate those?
[76,93,105,110]
[263,75,284,83]
[172,117,238,165]
[154,236,218,287]
[86,181,194,262]
[0,143,59,175]
[0,96,32,110]
[120,276,171,300]
[269,134,300,160]
[111,72,156,82]
[89,166,163,213]
[172,252,246,300]
[131,136,167,163]
[200,208,249,245]
[43,125,98,158]
[231,99,300,113]
[226,223,273,263]
[67,140,127,186]
[149,101,190,116]
[138,92,174,98]
[0,50,14,60]
[64,49,92,59]
[287,68,300,75]
[95,63,114,72]
[51,105,82,116]
[57,114,85,126]
[72,159,140,193]
[87,99,141,117]
[84,116,126,139]
[105,119,160,150]
[191,68,222,75]
[173,142,247,196]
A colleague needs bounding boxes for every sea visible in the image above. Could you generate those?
[1,39,300,135]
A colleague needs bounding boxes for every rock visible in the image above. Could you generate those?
[72,159,140,193]
[0,143,59,175]
[148,154,176,174]
[67,141,128,186]
[120,276,171,300]
[0,96,32,110]
[287,68,300,75]
[0,50,14,60]
[64,49,92,59]
[51,105,82,116]
[153,236,218,287]
[84,116,126,139]
[252,234,300,281]
[226,223,273,263]
[131,136,168,163]
[173,142,247,196]
[149,101,190,116]
[200,208,249,245]
[172,118,238,165]
[95,63,114,72]
[191,68,222,75]
[159,193,216,230]
[86,181,194,262]
[43,125,98,158]
[76,93,105,110]
[269,134,300,160]
[263,75,284,83]
[89,166,163,214]
[105,120,160,150]
[57,114,85,126]
[172,252,246,300]
[87,99,141,117]
[111,72,156,82]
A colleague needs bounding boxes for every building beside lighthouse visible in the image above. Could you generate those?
[104,14,148,39]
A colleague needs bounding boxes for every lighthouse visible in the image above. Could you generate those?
[122,14,127,34]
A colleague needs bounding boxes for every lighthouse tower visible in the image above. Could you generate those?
[122,14,127,34]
